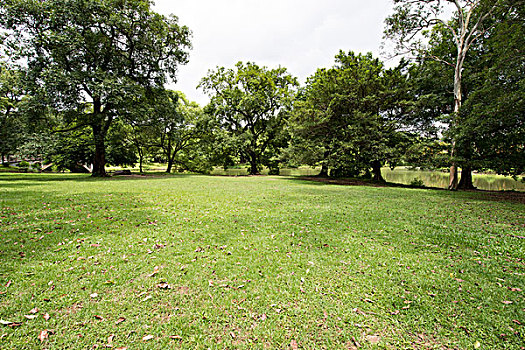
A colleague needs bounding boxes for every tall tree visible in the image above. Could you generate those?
[199,62,298,175]
[384,0,505,189]
[1,0,191,176]
[454,2,525,180]
[290,51,413,181]
[0,63,24,164]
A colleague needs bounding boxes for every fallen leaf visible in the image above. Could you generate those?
[29,307,39,314]
[90,293,98,299]
[0,320,14,326]
[169,335,182,340]
[290,339,298,350]
[24,315,38,320]
[6,280,12,288]
[156,282,171,289]
[94,315,104,321]
[474,341,481,349]
[512,320,521,325]
[43,313,50,321]
[115,317,125,325]
[8,322,22,328]
[147,266,160,277]
[509,287,522,292]
[108,334,115,344]
[142,335,154,341]
[502,301,513,305]
[38,330,49,342]
[115,348,128,350]
[142,295,152,302]
[366,335,381,344]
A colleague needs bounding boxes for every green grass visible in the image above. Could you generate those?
[0,173,523,349]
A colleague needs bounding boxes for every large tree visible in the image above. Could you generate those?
[199,62,298,175]
[290,51,413,181]
[384,0,506,189]
[1,0,191,176]
[0,63,24,164]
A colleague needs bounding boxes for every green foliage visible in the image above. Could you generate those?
[199,62,298,175]
[453,2,525,177]
[290,51,413,180]
[409,177,425,187]
[1,0,192,176]
[0,63,25,159]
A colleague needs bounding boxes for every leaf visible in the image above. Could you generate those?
[147,266,160,277]
[94,315,104,320]
[43,313,50,321]
[141,295,152,302]
[366,335,381,344]
[115,317,126,325]
[502,300,513,305]
[115,348,128,350]
[0,320,13,326]
[24,315,38,320]
[29,307,39,314]
[108,334,115,344]
[156,282,171,289]
[142,335,154,341]
[38,330,49,342]
[290,339,298,350]
[169,335,182,340]
[474,341,481,349]
[90,293,99,299]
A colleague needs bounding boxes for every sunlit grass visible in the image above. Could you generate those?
[0,173,523,349]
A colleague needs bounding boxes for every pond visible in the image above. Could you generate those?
[382,168,524,191]
[211,166,525,191]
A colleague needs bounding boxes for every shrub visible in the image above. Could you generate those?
[410,177,425,187]
[18,161,30,172]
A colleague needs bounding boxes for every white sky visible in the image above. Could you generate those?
[152,0,396,105]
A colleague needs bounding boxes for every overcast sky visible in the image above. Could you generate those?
[152,0,396,105]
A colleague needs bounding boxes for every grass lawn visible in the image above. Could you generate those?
[0,173,523,349]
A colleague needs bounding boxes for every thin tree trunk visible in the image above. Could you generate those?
[449,51,464,190]
[371,160,385,182]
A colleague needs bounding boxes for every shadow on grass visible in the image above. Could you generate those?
[283,175,525,204]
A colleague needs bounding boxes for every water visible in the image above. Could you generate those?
[382,168,525,192]
[211,166,525,191]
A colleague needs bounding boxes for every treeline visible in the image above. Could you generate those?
[1,0,523,189]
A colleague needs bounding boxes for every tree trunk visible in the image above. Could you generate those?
[371,160,385,182]
[166,157,173,173]
[92,124,107,177]
[448,52,464,190]
[318,150,330,177]
[318,163,329,177]
[458,166,475,190]
[248,153,259,175]
[91,99,109,177]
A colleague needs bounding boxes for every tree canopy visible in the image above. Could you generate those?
[1,0,192,176]
[199,62,298,175]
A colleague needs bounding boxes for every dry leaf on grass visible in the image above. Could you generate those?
[142,335,154,341]
[115,317,126,325]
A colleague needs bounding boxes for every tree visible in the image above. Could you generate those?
[1,0,191,176]
[384,0,506,189]
[454,2,525,179]
[290,51,413,181]
[199,62,298,175]
[0,63,24,164]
